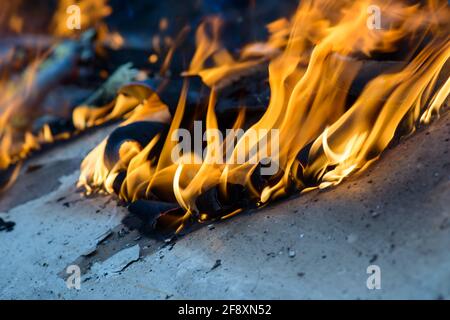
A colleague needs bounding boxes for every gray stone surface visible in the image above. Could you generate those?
[0,112,449,300]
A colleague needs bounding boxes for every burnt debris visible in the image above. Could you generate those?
[123,200,185,238]
[195,183,246,219]
[0,217,15,232]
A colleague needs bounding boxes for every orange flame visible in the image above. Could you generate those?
[75,0,449,227]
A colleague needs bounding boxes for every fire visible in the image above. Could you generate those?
[1,0,448,231]
[0,51,69,190]
[0,0,117,191]
[0,57,42,169]
[78,92,172,195]
[182,15,286,88]
[77,0,449,231]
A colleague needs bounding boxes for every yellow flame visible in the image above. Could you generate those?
[78,0,449,227]
[78,93,172,195]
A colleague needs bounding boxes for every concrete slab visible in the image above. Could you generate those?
[0,111,449,300]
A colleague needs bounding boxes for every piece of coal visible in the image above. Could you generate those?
[123,200,183,237]
[103,121,168,170]
[0,218,15,232]
[195,183,245,219]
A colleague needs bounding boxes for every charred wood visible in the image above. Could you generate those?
[123,200,185,238]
